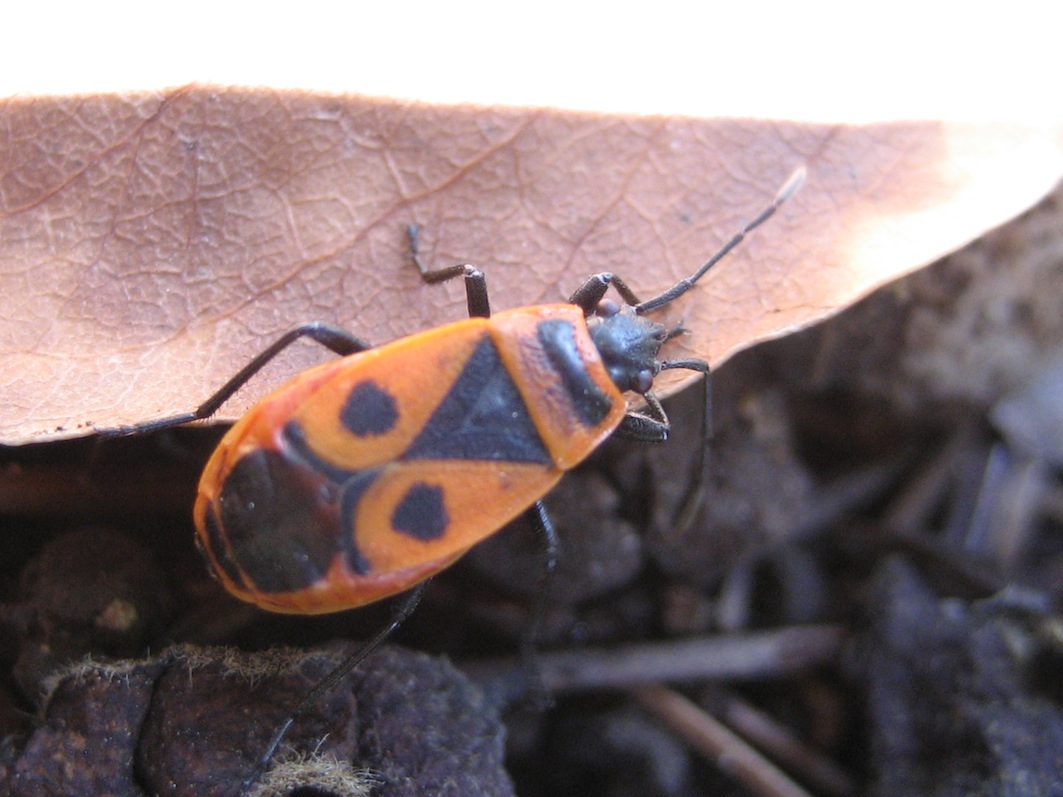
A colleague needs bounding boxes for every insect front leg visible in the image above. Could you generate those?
[617,359,712,535]
[614,392,670,442]
[567,272,643,314]
[656,360,712,536]
[407,224,491,318]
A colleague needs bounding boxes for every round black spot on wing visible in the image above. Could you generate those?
[392,482,449,541]
[342,380,399,437]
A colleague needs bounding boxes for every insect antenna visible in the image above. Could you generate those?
[636,166,806,315]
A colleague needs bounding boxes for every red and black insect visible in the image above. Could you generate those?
[117,168,804,784]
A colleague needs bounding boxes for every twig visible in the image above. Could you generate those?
[632,685,814,797]
[701,686,856,797]
[463,624,845,695]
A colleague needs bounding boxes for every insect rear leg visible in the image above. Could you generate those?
[407,224,490,318]
[242,583,427,791]
[104,322,371,437]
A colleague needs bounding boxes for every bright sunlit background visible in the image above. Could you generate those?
[2,1,1060,122]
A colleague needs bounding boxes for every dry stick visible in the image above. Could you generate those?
[702,686,857,797]
[464,624,844,694]
[632,685,815,797]
[873,429,1007,594]
[881,431,974,536]
[1038,480,1063,523]
[464,627,845,794]
[789,454,912,539]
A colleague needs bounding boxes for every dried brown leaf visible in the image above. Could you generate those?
[2,86,1061,443]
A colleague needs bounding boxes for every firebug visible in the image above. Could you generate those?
[114,168,804,785]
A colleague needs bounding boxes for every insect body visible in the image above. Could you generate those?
[195,302,635,614]
[151,170,805,616]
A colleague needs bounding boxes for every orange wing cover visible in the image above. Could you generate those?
[194,304,625,613]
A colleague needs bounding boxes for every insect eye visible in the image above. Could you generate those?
[596,299,621,318]
[634,369,654,394]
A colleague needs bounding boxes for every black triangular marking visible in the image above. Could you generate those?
[404,335,551,464]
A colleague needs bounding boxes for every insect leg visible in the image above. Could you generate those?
[520,501,559,663]
[614,391,670,442]
[242,582,428,791]
[657,359,712,535]
[407,224,491,318]
[615,359,711,532]
[103,323,372,437]
[567,272,643,314]
[513,500,559,709]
